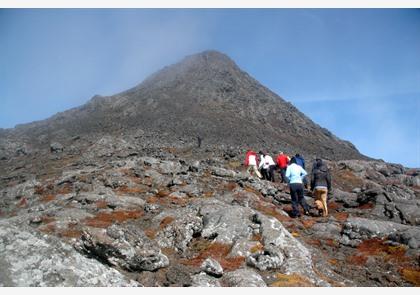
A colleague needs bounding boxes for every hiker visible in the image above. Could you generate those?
[294,153,308,188]
[244,149,262,178]
[310,158,332,217]
[285,157,310,218]
[258,152,276,182]
[197,135,202,148]
[276,151,289,183]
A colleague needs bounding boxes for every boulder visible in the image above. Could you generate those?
[389,227,420,249]
[50,142,64,153]
[342,217,411,241]
[221,268,266,287]
[191,272,221,287]
[201,258,223,277]
[154,208,203,253]
[0,222,138,286]
[75,224,169,272]
[246,246,284,271]
[200,205,254,244]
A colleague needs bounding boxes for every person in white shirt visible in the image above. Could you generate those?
[244,150,262,178]
[258,152,276,182]
[285,156,310,217]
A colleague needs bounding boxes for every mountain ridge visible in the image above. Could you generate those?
[1,50,366,162]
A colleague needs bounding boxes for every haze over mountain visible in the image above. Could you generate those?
[1,50,365,162]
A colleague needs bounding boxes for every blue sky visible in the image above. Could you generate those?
[0,9,419,167]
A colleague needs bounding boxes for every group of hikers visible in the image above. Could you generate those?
[244,150,332,218]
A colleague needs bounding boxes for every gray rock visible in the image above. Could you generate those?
[50,142,64,153]
[228,238,262,258]
[75,224,169,272]
[191,272,221,287]
[343,217,411,240]
[311,222,342,240]
[333,189,359,208]
[201,258,223,277]
[165,264,193,286]
[253,213,329,286]
[222,268,266,287]
[389,227,420,249]
[246,246,284,271]
[0,222,138,286]
[155,208,203,253]
[210,166,236,178]
[201,205,254,244]
[394,201,420,225]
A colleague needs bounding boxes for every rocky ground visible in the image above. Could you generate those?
[0,135,419,287]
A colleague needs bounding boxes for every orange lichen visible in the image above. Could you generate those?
[95,200,109,209]
[325,239,338,248]
[346,254,368,266]
[358,203,375,209]
[180,242,245,272]
[34,185,45,195]
[144,228,157,239]
[39,222,56,234]
[202,191,214,198]
[328,259,339,265]
[115,185,147,195]
[306,239,322,247]
[159,216,175,229]
[156,190,170,198]
[328,201,341,210]
[57,184,73,195]
[357,238,389,256]
[40,194,56,203]
[401,268,420,286]
[147,196,159,204]
[253,202,291,222]
[243,186,260,195]
[84,210,143,228]
[301,219,317,229]
[41,215,56,224]
[270,273,314,287]
[58,229,83,239]
[333,212,349,222]
[17,197,28,207]
[250,243,264,253]
[251,233,262,242]
[224,182,237,191]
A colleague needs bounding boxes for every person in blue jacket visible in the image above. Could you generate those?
[285,157,310,218]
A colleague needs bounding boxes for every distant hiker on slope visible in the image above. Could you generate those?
[258,152,276,182]
[310,158,332,217]
[244,149,262,179]
[197,135,202,148]
[285,157,310,218]
[276,151,289,183]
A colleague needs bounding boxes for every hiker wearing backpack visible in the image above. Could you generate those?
[258,152,276,182]
[276,151,289,183]
[310,158,332,217]
[294,153,308,188]
[244,149,262,179]
[285,157,310,218]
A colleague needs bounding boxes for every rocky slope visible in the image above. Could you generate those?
[0,51,419,287]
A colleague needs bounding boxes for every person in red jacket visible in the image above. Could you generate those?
[276,151,289,183]
[245,149,262,179]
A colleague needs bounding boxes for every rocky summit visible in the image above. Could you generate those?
[0,50,419,287]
